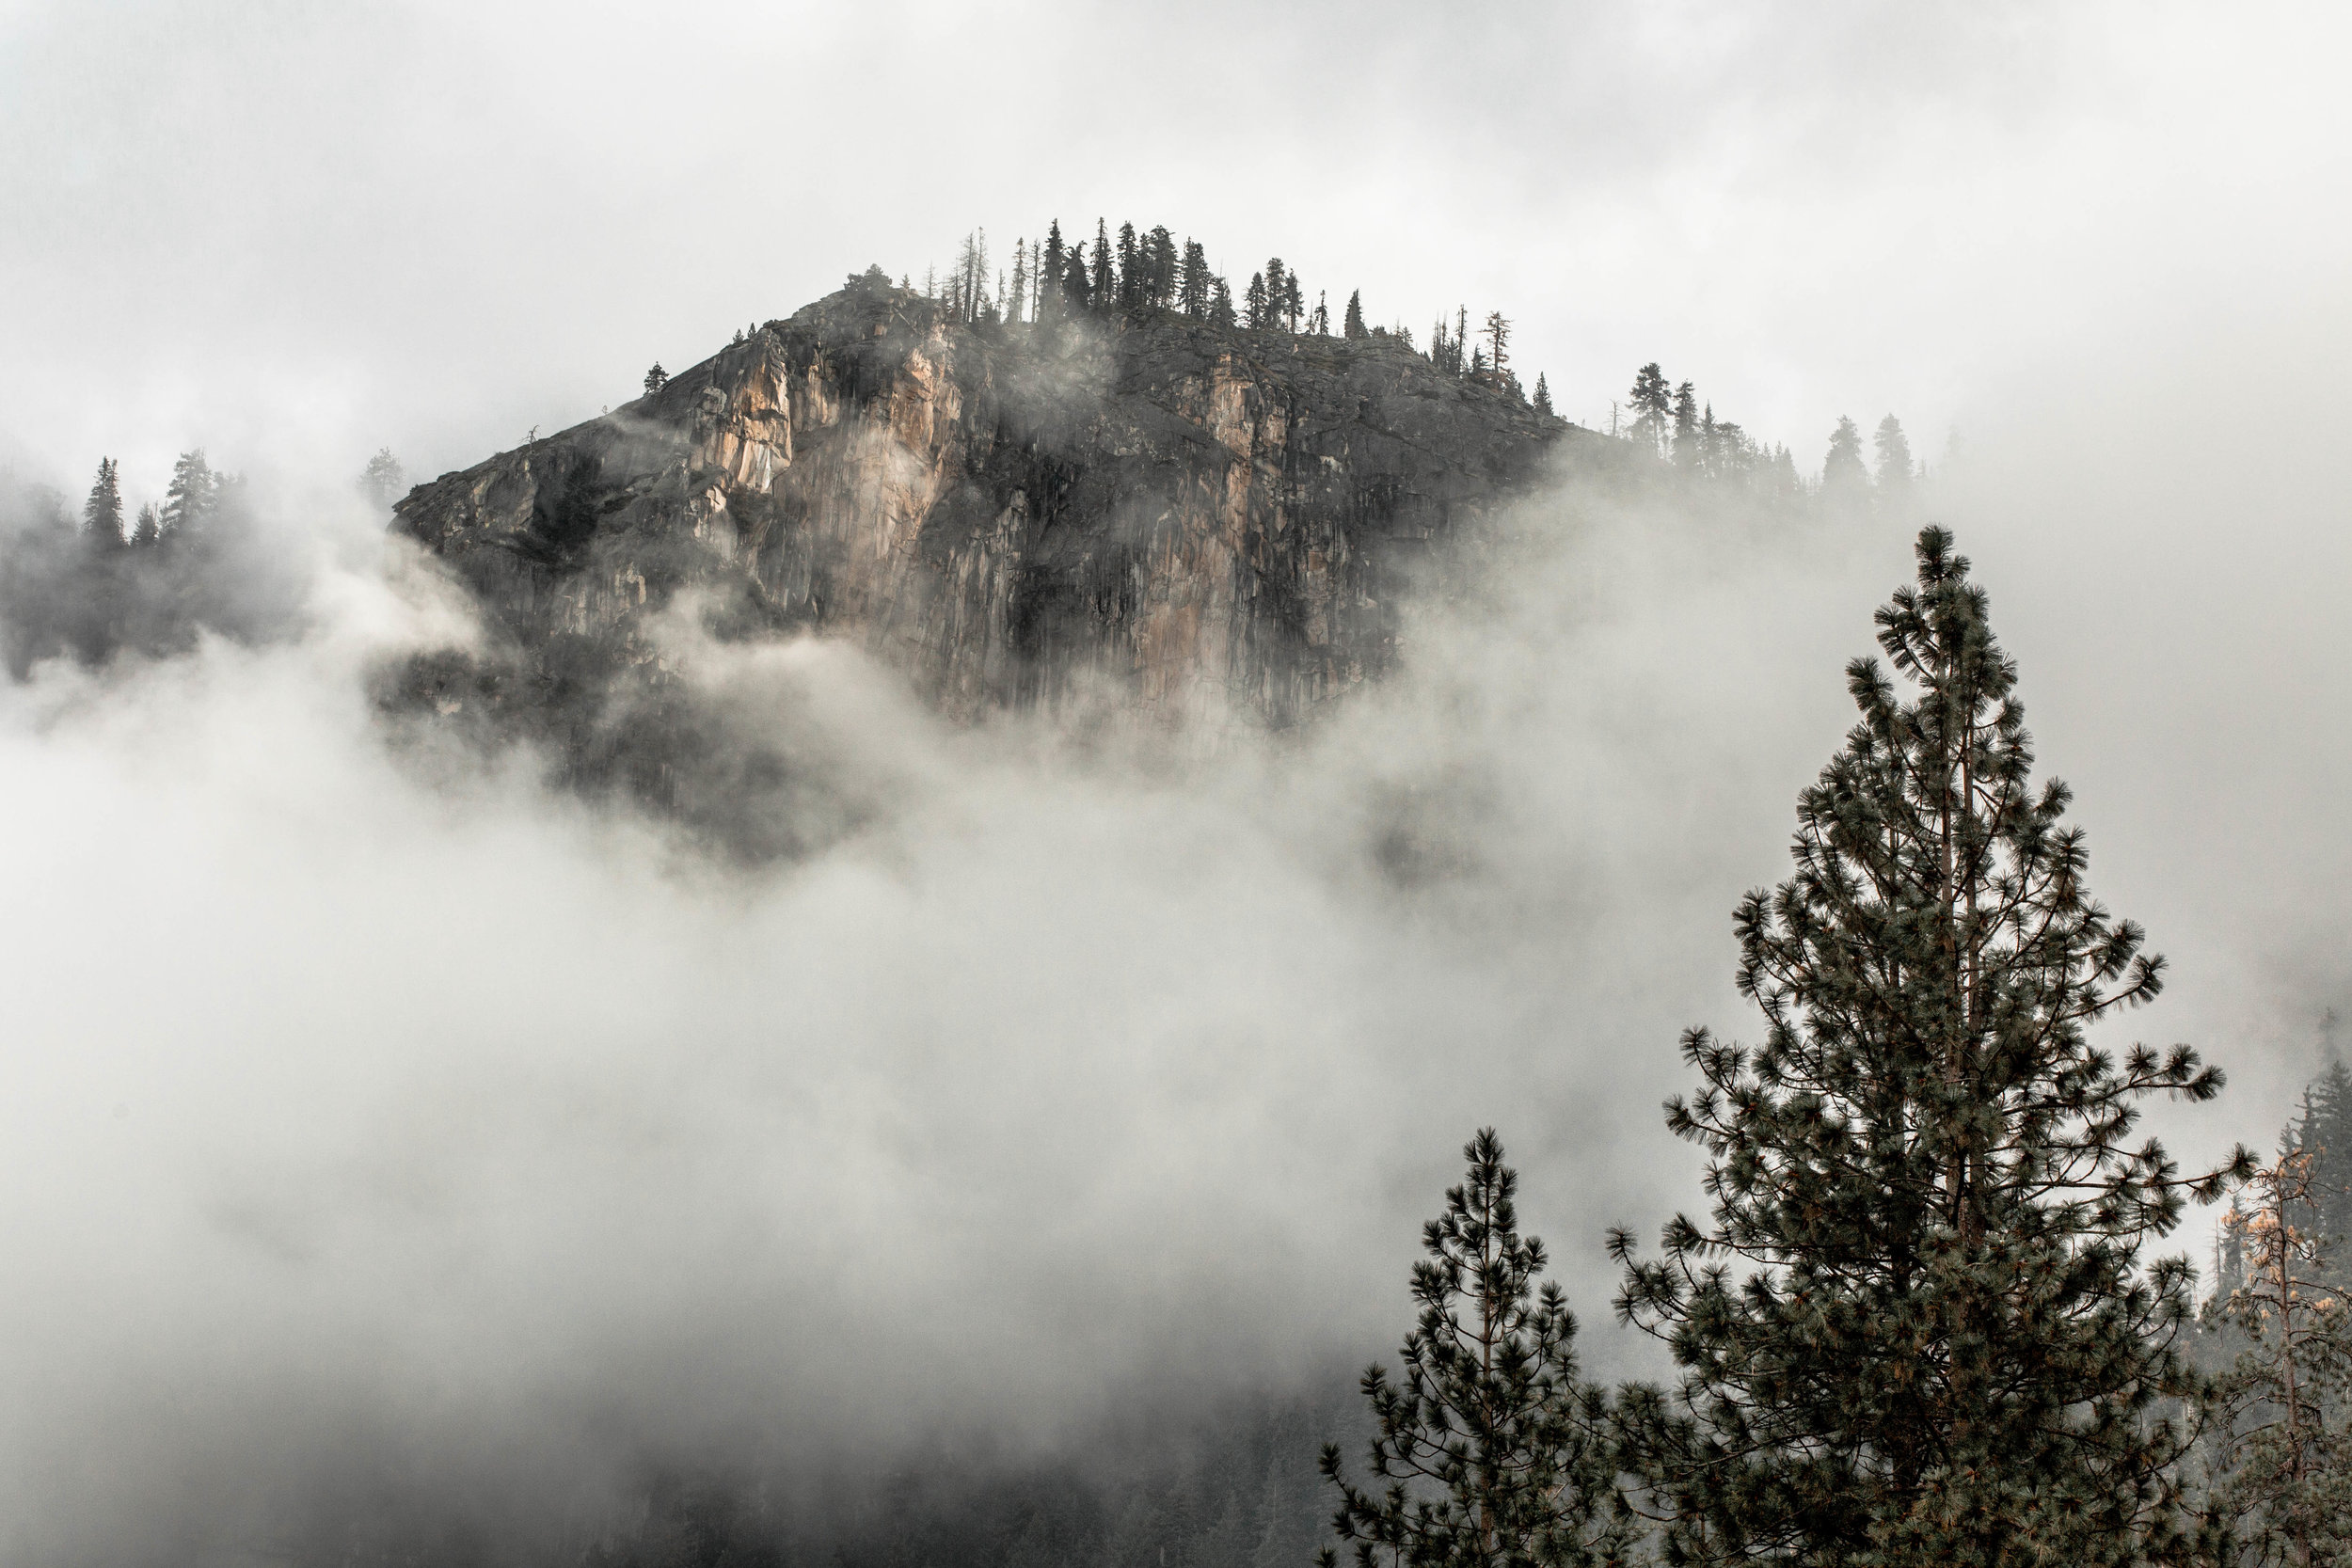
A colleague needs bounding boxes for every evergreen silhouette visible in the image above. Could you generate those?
[1209,275,1236,328]
[644,363,667,396]
[358,448,405,512]
[161,449,216,534]
[1875,414,1916,495]
[1319,1130,1629,1568]
[1613,527,2251,1567]
[1089,219,1114,315]
[1245,272,1269,330]
[1343,290,1367,340]
[1821,415,1869,496]
[1533,374,1553,418]
[1628,365,1673,457]
[82,457,123,547]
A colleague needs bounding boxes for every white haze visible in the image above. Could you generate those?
[3,1,2349,1562]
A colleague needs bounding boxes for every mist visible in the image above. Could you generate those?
[5,2,2349,1563]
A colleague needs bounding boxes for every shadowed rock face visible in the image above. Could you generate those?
[392,271,1583,728]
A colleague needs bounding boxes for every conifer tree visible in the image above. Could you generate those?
[131,503,160,547]
[1320,1130,1630,1568]
[1485,312,1511,382]
[1264,259,1288,326]
[1311,291,1329,336]
[1090,219,1114,315]
[1822,415,1869,496]
[1179,240,1211,318]
[1670,382,1698,466]
[358,449,405,512]
[644,363,668,396]
[1040,220,1066,325]
[1283,271,1305,333]
[1146,226,1177,310]
[82,457,124,547]
[1613,527,2251,1568]
[1246,272,1269,330]
[2201,1143,2352,1566]
[1009,239,1028,325]
[1876,414,1916,496]
[1628,365,1673,456]
[2295,1046,2352,1261]
[1063,243,1092,315]
[161,449,216,534]
[1533,374,1553,418]
[1115,221,1139,312]
[1344,290,1367,340]
[1210,275,1236,328]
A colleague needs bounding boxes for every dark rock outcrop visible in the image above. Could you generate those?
[392,271,1584,729]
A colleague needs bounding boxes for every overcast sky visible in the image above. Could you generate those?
[2,1,2343,495]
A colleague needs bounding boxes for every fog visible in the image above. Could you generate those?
[3,2,2348,1563]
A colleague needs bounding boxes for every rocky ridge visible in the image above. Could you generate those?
[391,270,1587,730]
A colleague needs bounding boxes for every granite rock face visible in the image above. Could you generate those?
[393,272,1584,729]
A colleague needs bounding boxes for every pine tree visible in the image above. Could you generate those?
[1822,415,1869,496]
[1009,239,1028,325]
[1310,291,1329,336]
[358,449,405,512]
[1040,220,1066,325]
[1115,221,1139,313]
[1245,272,1269,330]
[82,457,124,547]
[1090,219,1114,315]
[1876,414,1916,497]
[1063,242,1092,316]
[644,363,668,396]
[161,449,216,534]
[1319,1130,1629,1568]
[131,503,160,547]
[2297,1044,2352,1262]
[1670,382,1699,466]
[1533,374,1553,418]
[1343,290,1367,341]
[1179,240,1211,318]
[1628,364,1673,456]
[1613,527,2251,1568]
[1147,227,1177,310]
[1210,275,1236,328]
[1485,312,1511,383]
[2203,1145,2352,1566]
[1263,259,1288,329]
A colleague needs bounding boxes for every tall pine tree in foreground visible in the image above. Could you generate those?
[1320,1130,1629,1568]
[1612,527,2250,1568]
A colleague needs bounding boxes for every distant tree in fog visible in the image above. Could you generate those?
[1318,1129,1629,1568]
[1343,289,1366,340]
[1533,373,1553,417]
[82,458,123,547]
[1874,413,1915,495]
[358,449,405,512]
[1209,274,1235,328]
[161,449,216,534]
[1671,381,1699,467]
[1245,271,1269,330]
[1089,219,1114,315]
[1311,291,1329,336]
[1628,364,1672,456]
[1821,415,1868,497]
[131,502,160,547]
[644,363,667,396]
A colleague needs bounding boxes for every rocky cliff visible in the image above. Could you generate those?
[391,270,1584,731]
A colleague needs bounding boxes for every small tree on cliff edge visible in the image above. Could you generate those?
[644,363,667,396]
[1320,1129,1630,1568]
[1612,526,2250,1568]
[1344,289,1367,340]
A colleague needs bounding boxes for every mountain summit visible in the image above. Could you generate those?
[391,269,1582,729]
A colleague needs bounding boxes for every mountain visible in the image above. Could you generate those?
[389,270,1585,733]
